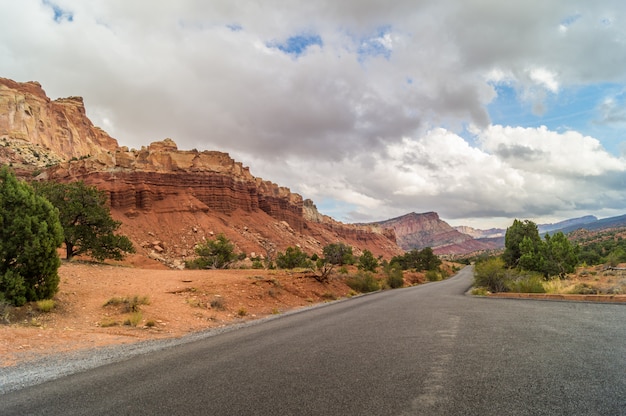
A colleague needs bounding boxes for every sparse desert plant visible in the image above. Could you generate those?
[99,318,119,328]
[104,295,150,312]
[321,292,337,300]
[543,279,582,294]
[345,271,380,293]
[186,298,202,308]
[569,283,598,295]
[124,311,143,326]
[471,287,489,296]
[210,297,226,310]
[145,320,156,328]
[0,300,13,324]
[36,299,56,312]
[237,307,248,317]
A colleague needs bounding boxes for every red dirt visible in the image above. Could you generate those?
[0,261,353,367]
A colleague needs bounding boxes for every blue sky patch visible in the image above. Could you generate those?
[487,83,625,155]
[357,26,393,62]
[269,34,323,57]
[42,0,73,23]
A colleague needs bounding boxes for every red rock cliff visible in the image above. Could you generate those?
[0,77,118,169]
[2,76,401,265]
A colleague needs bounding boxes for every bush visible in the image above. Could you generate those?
[323,243,355,266]
[0,167,63,306]
[276,246,313,269]
[385,267,404,289]
[473,257,510,293]
[425,270,441,282]
[186,234,237,269]
[345,271,380,293]
[506,273,546,293]
[358,250,379,272]
[36,299,56,312]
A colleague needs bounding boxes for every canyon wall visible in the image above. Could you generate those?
[0,77,401,264]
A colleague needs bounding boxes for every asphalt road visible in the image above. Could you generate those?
[2,266,625,415]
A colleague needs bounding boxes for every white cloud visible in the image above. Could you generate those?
[1,0,626,228]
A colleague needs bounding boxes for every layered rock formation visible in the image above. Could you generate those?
[47,139,307,233]
[0,76,401,265]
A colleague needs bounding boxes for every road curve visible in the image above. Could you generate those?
[2,267,625,415]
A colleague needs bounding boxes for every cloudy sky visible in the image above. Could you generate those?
[2,1,626,229]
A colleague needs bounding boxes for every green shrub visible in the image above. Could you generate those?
[358,250,379,272]
[0,167,63,305]
[276,246,313,269]
[323,243,355,266]
[425,270,441,282]
[473,257,510,293]
[186,234,238,269]
[345,271,380,293]
[506,273,546,293]
[385,267,404,289]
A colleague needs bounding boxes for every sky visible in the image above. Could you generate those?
[1,1,626,229]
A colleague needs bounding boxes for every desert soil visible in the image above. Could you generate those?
[2,261,624,369]
[0,260,353,367]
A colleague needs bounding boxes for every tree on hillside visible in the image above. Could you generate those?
[186,234,239,269]
[276,246,313,269]
[34,181,134,261]
[502,219,542,268]
[0,167,63,305]
[541,232,579,278]
[358,249,379,272]
[390,247,441,271]
[503,220,578,278]
[323,243,354,266]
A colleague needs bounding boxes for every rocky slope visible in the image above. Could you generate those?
[0,77,401,266]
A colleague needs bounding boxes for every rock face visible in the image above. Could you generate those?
[48,140,308,233]
[372,212,474,251]
[0,77,401,265]
[0,77,118,170]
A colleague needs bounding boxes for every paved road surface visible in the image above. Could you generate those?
[2,267,625,415]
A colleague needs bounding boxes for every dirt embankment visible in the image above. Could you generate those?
[0,262,354,367]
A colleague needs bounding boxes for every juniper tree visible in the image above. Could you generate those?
[0,167,63,305]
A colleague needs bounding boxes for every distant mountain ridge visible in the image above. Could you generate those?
[538,215,598,234]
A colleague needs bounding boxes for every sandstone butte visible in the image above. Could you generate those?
[0,77,403,267]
